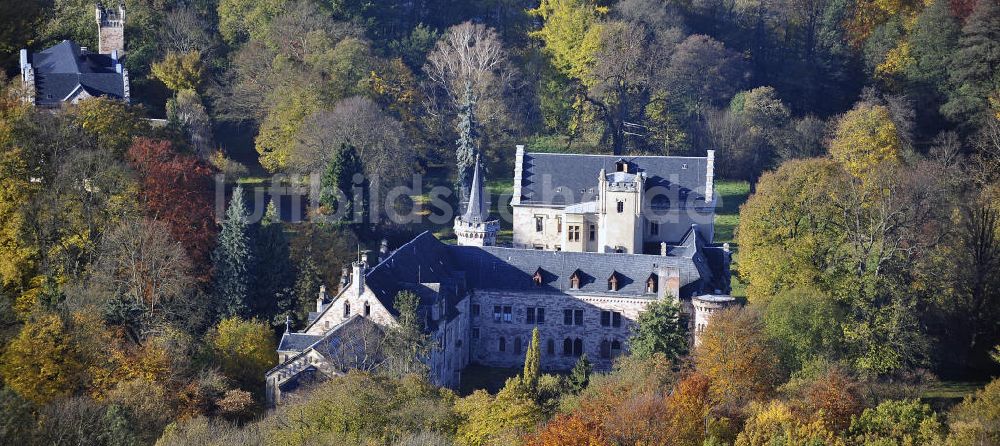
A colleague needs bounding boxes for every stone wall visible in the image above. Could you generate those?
[512,205,565,249]
[468,289,656,371]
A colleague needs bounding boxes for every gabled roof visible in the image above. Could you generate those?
[278,333,323,352]
[29,40,126,105]
[516,152,710,208]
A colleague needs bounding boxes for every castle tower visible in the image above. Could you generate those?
[597,159,644,253]
[454,155,499,246]
[96,2,125,55]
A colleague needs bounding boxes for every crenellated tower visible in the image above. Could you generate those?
[96,2,126,55]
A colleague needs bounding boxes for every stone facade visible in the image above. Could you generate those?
[96,3,126,55]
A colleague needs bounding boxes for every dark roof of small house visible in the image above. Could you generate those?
[30,40,125,105]
[278,333,323,352]
[517,152,711,208]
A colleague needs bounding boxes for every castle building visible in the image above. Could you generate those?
[19,3,130,107]
[265,147,735,407]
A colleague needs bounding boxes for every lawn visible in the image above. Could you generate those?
[712,180,750,244]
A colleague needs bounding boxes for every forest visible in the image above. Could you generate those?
[0,0,998,444]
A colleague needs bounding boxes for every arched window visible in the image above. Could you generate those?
[608,273,619,291]
[344,301,351,317]
[364,301,371,316]
[611,340,622,358]
[547,339,555,355]
[514,337,522,355]
[499,337,506,352]
[573,338,584,357]
[570,271,581,290]
[600,340,611,359]
[646,274,658,294]
[563,338,573,356]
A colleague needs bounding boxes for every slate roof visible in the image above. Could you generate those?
[517,153,711,208]
[448,229,726,299]
[30,40,125,105]
[366,229,729,300]
[278,333,323,352]
[461,156,491,223]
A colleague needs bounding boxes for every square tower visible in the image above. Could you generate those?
[96,3,125,55]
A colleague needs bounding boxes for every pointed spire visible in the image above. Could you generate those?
[284,315,291,334]
[462,154,489,223]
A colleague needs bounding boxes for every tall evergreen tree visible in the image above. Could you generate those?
[385,290,433,377]
[522,327,541,395]
[320,143,366,224]
[252,199,295,327]
[628,298,689,360]
[942,0,1000,125]
[455,83,479,193]
[293,253,321,321]
[212,185,252,319]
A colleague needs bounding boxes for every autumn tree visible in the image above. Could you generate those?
[695,307,780,411]
[0,313,88,404]
[89,217,193,341]
[761,287,844,372]
[207,317,276,391]
[946,377,1000,445]
[151,51,205,93]
[848,399,945,445]
[829,103,903,178]
[127,138,217,275]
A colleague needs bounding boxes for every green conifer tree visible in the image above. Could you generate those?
[252,199,295,327]
[320,143,366,224]
[942,0,1000,124]
[455,83,479,192]
[212,185,252,319]
[568,354,592,393]
[522,327,541,395]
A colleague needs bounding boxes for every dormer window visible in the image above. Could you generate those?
[533,269,544,286]
[608,272,619,292]
[570,271,581,290]
[646,274,658,294]
[364,301,371,316]
[615,159,628,172]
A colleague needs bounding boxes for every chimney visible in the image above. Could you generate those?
[660,242,667,256]
[338,265,350,293]
[705,150,715,203]
[511,144,525,206]
[379,239,389,262]
[351,261,366,296]
[316,285,328,313]
[657,266,681,302]
[19,49,28,70]
[111,49,118,62]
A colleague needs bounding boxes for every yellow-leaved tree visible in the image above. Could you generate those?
[0,313,89,404]
[151,51,205,93]
[207,317,277,390]
[528,0,607,84]
[829,104,903,178]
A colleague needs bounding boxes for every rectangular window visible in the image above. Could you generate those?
[600,311,611,327]
[503,306,512,323]
[617,201,624,213]
[574,309,584,326]
[650,221,659,235]
[535,216,544,232]
[556,217,562,233]
[493,306,502,323]
[471,304,480,317]
[471,328,480,339]
[563,309,573,325]
[568,225,580,242]
[589,225,596,241]
[613,312,622,328]
[527,307,545,324]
